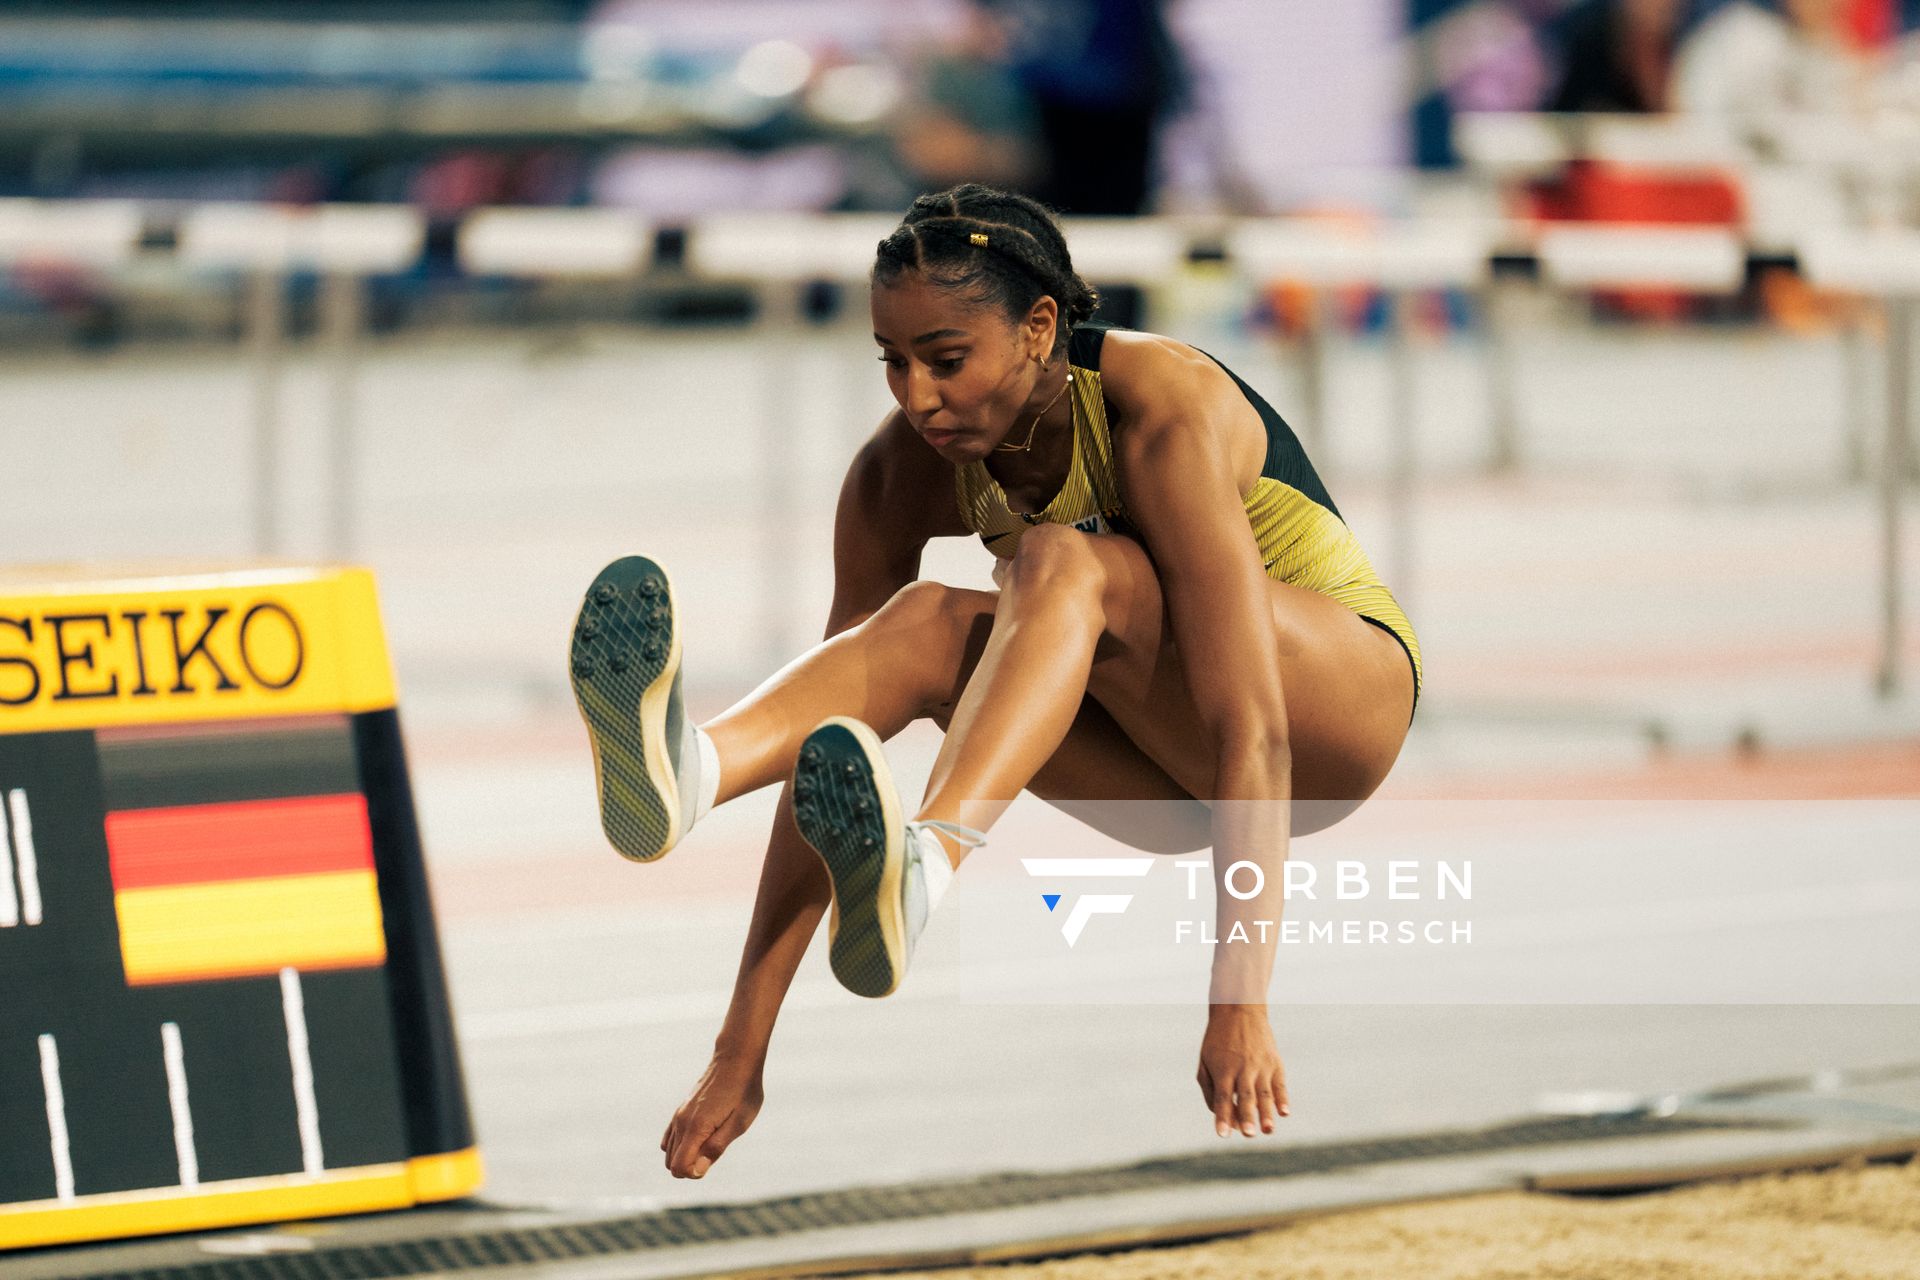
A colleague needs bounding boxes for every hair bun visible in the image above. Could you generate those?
[1068,279,1100,325]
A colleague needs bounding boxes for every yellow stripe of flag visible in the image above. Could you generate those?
[116,870,387,986]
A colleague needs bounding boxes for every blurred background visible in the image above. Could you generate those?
[3,0,1918,1216]
[3,0,1916,712]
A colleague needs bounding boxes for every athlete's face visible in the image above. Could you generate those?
[871,273,1057,460]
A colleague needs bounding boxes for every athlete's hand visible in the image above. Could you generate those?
[1197,1006,1288,1138]
[662,1051,765,1178]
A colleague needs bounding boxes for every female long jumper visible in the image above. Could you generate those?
[568,185,1420,1181]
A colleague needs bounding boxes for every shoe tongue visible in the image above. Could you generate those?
[672,713,700,840]
[909,825,956,914]
[906,825,944,872]
[664,665,684,746]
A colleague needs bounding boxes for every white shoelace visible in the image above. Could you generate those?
[907,819,988,852]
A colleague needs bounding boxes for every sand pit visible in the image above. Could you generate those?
[840,1155,1920,1280]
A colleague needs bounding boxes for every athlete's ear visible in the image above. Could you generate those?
[1024,295,1059,362]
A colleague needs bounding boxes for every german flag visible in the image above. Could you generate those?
[97,716,387,987]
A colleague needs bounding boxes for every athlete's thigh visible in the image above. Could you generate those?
[1073,532,1414,813]
[927,588,1209,855]
[1021,694,1211,855]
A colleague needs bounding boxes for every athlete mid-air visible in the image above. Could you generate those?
[569,184,1420,1180]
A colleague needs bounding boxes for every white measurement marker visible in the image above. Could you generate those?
[161,1022,200,1188]
[10,789,41,925]
[38,1034,75,1202]
[279,968,325,1177]
[0,796,17,928]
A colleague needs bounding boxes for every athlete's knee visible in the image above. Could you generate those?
[869,580,990,641]
[865,580,994,705]
[1005,523,1106,605]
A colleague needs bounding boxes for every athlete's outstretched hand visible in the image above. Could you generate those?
[662,1051,765,1178]
[1197,1006,1289,1138]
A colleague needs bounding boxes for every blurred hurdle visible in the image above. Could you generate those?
[0,199,143,269]
[1228,220,1497,620]
[686,214,896,667]
[177,204,425,560]
[1800,229,1920,696]
[1,191,1912,699]
[1456,111,1920,698]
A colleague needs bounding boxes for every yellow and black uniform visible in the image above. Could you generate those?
[955,322,1423,716]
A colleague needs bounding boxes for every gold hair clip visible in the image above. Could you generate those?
[969,232,989,247]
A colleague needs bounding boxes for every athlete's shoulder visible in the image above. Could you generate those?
[1094,329,1248,435]
[1095,328,1239,403]
[1093,328,1264,489]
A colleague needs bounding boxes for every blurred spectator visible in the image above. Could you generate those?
[976,0,1188,215]
[591,146,851,218]
[893,8,1039,196]
[1435,0,1556,114]
[409,149,585,217]
[1673,0,1874,116]
[1548,0,1688,112]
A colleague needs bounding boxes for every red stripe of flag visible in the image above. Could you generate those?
[106,794,375,890]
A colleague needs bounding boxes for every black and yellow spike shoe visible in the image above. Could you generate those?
[791,717,984,998]
[569,556,703,862]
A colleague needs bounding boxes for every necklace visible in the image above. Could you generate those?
[994,367,1072,454]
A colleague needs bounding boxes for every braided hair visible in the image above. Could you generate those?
[872,184,1100,354]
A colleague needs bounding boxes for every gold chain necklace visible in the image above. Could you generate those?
[994,367,1072,454]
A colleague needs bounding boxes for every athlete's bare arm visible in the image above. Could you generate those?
[660,414,959,1179]
[825,411,971,628]
[1102,330,1289,936]
[1100,331,1292,1117]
